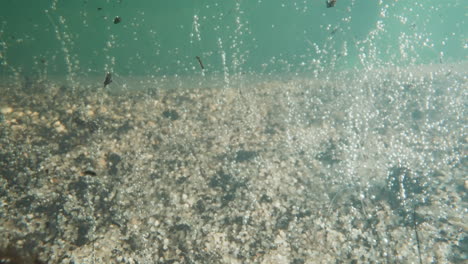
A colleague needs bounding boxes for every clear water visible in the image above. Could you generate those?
[0,0,466,263]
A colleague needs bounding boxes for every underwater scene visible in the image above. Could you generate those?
[0,0,467,263]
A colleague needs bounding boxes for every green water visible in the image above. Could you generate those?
[0,0,466,78]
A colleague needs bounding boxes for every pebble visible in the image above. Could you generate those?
[53,120,67,133]
[0,106,13,114]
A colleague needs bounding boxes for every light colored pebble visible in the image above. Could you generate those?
[53,120,67,133]
[0,106,13,114]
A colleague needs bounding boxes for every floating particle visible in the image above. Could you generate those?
[326,0,336,8]
[97,7,102,11]
[195,56,204,70]
[113,16,121,24]
[103,72,112,87]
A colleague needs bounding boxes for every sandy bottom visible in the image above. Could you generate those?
[0,66,466,263]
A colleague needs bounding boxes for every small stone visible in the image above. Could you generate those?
[235,150,257,162]
[53,120,67,133]
[0,106,13,114]
[162,110,180,121]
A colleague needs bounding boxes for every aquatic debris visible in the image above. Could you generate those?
[82,170,97,176]
[195,56,205,70]
[103,72,112,87]
[113,16,121,24]
[326,0,337,8]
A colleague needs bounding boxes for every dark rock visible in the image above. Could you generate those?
[209,170,246,207]
[295,209,312,219]
[209,171,233,192]
[176,176,188,184]
[126,235,142,251]
[316,141,341,165]
[292,259,305,264]
[235,150,257,163]
[0,245,45,264]
[195,199,205,213]
[386,166,426,209]
[275,212,293,230]
[108,153,122,165]
[117,121,133,135]
[107,152,122,176]
[35,196,64,219]
[259,194,272,203]
[74,153,94,166]
[172,224,191,232]
[68,178,89,202]
[57,133,76,154]
[15,195,36,213]
[162,110,180,121]
[221,193,236,206]
[149,172,161,180]
[82,170,97,176]
[156,190,171,206]
[75,221,90,246]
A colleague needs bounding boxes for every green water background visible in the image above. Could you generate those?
[0,0,466,78]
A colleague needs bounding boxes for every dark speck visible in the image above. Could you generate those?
[114,16,122,24]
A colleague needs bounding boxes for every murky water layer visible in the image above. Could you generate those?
[0,63,466,263]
